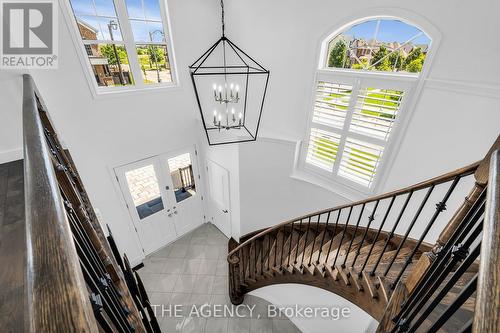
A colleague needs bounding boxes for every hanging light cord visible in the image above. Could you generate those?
[220,0,225,37]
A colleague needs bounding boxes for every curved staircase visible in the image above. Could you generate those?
[227,137,500,333]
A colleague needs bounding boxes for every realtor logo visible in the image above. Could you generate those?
[1,0,58,68]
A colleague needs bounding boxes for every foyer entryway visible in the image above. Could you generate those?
[114,147,204,255]
[140,223,301,332]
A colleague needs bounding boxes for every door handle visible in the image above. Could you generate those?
[222,209,228,213]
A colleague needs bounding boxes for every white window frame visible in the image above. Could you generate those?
[60,0,179,97]
[299,13,440,197]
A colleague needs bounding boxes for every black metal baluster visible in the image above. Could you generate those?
[316,211,331,264]
[360,197,395,273]
[239,248,245,282]
[287,221,295,268]
[383,186,434,278]
[81,261,131,333]
[405,255,479,333]
[342,203,366,268]
[253,240,257,276]
[64,202,130,324]
[352,200,379,268]
[300,217,312,269]
[426,274,477,333]
[371,191,413,276]
[393,192,486,323]
[267,232,271,272]
[394,222,483,333]
[273,232,278,268]
[391,177,461,288]
[332,206,353,269]
[294,219,303,265]
[324,209,341,271]
[280,225,286,270]
[73,228,132,332]
[308,214,322,266]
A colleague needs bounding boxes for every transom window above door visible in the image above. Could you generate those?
[65,0,176,94]
[302,16,435,194]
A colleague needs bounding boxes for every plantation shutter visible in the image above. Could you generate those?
[338,138,384,187]
[313,82,353,129]
[305,79,407,189]
[306,128,341,172]
[350,88,404,141]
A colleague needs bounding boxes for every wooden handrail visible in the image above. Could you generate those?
[473,149,500,332]
[228,160,479,259]
[23,74,99,332]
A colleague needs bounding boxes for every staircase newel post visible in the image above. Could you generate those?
[228,253,244,305]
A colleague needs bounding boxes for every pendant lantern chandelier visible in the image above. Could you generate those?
[189,0,270,146]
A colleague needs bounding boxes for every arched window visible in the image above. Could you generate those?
[302,18,433,193]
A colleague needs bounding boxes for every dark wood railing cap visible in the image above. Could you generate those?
[473,149,500,332]
[23,74,99,332]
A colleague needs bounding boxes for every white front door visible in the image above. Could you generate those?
[114,147,204,255]
[115,157,177,255]
[207,159,231,238]
[161,149,204,236]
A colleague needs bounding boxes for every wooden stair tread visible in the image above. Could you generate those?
[362,271,379,299]
[280,230,300,267]
[324,235,363,268]
[292,230,318,270]
[303,231,325,267]
[263,231,284,270]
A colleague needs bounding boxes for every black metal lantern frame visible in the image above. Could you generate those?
[189,1,270,146]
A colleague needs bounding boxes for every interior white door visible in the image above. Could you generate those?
[161,149,204,236]
[207,159,231,238]
[115,158,177,255]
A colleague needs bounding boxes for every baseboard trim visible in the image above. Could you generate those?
[0,148,23,164]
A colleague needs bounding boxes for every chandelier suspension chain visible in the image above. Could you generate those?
[220,0,225,37]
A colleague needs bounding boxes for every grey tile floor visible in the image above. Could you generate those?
[139,223,301,333]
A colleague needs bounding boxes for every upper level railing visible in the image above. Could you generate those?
[23,74,157,332]
[23,74,99,332]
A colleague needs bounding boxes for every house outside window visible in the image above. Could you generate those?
[64,0,176,94]
[302,17,433,194]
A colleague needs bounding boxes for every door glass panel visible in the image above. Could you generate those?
[167,153,196,203]
[125,164,164,219]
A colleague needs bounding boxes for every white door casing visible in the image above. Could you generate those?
[207,159,231,238]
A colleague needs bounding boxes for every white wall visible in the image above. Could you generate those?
[238,138,346,234]
[250,284,377,333]
[0,0,499,265]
